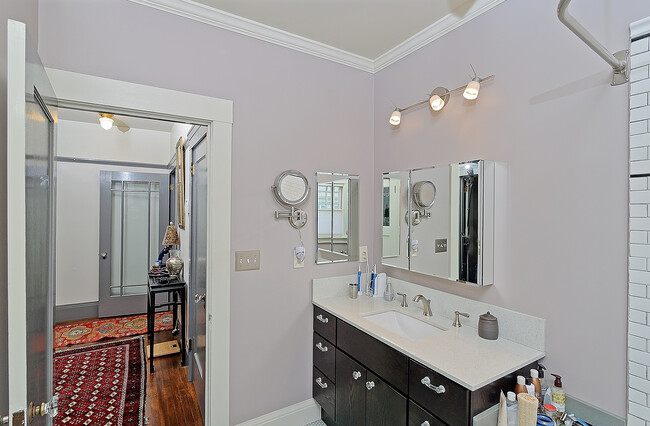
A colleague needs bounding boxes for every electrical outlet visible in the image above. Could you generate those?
[235,250,260,271]
[294,246,305,269]
[359,246,368,262]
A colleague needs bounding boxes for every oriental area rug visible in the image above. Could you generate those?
[54,337,146,425]
[54,311,173,348]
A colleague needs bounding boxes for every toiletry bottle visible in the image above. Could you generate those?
[551,374,566,415]
[384,278,395,301]
[537,364,548,398]
[530,368,541,406]
[506,391,518,426]
[514,375,527,395]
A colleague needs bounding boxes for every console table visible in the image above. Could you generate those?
[147,273,186,373]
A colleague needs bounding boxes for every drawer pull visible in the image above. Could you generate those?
[315,342,328,352]
[421,422,431,426]
[316,314,329,324]
[315,377,328,389]
[365,381,375,390]
[352,371,361,380]
[421,376,445,394]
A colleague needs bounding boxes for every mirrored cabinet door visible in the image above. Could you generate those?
[381,160,495,286]
[316,172,359,264]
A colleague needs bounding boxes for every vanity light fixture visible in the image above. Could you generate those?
[389,66,494,126]
[99,113,114,130]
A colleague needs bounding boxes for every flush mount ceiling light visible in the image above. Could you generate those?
[389,66,494,126]
[99,113,114,130]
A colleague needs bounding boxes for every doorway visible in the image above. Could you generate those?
[46,67,233,425]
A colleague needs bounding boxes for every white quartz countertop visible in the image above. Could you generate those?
[314,295,545,391]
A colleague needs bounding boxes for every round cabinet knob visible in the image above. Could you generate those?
[365,381,375,390]
[352,371,361,380]
[421,422,430,426]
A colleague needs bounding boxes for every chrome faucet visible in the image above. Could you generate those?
[412,295,432,316]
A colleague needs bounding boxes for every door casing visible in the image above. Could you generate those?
[45,68,233,425]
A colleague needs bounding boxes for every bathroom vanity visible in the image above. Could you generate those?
[312,277,545,426]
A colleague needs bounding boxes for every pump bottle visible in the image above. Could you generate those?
[530,368,541,406]
[551,373,565,415]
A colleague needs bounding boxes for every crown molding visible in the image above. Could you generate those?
[128,0,506,74]
[373,0,506,72]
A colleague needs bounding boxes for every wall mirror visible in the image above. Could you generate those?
[316,172,359,264]
[382,160,495,286]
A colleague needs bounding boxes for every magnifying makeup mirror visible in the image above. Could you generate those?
[272,170,310,228]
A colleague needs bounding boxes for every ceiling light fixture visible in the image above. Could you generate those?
[99,114,114,130]
[389,66,494,126]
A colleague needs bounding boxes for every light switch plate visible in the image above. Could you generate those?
[359,246,368,262]
[235,250,260,271]
[435,239,448,253]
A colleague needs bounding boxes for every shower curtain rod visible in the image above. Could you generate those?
[557,0,628,86]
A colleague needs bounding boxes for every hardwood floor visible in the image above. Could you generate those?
[55,327,202,425]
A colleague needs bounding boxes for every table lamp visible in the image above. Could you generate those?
[162,222,183,277]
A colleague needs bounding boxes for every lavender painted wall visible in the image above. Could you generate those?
[37,1,374,423]
[0,0,39,415]
[374,0,650,417]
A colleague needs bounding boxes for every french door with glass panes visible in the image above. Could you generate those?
[98,171,169,317]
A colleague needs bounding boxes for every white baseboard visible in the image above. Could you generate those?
[235,399,321,426]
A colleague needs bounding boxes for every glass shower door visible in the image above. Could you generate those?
[99,171,169,317]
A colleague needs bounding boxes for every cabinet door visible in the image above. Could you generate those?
[366,371,407,426]
[336,349,366,426]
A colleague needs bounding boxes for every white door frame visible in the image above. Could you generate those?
[45,68,232,425]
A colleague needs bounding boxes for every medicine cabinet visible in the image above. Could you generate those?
[382,160,495,286]
[316,172,359,264]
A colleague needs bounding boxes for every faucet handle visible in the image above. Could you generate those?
[396,292,408,308]
[453,311,470,327]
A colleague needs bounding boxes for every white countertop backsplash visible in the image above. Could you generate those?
[313,274,546,391]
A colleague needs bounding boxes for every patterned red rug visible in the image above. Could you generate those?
[54,337,146,425]
[54,312,173,348]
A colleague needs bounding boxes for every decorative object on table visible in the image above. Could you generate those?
[53,337,146,425]
[478,311,499,340]
[54,311,173,348]
[162,222,183,277]
[176,136,186,229]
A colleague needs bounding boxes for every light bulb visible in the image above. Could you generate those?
[99,116,114,130]
[389,109,401,126]
[429,94,445,111]
[463,78,480,100]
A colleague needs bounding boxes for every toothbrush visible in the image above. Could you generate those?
[357,263,362,295]
[370,264,377,296]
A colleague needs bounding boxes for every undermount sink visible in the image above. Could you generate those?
[363,310,445,340]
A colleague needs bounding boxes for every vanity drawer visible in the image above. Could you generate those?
[313,366,335,420]
[409,360,469,426]
[408,400,447,426]
[313,332,335,382]
[313,305,336,344]
[337,319,408,394]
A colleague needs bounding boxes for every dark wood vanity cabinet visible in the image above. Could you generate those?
[312,305,536,426]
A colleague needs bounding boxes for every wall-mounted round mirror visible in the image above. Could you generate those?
[413,180,436,209]
[272,170,310,207]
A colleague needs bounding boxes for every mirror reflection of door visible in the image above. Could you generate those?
[382,177,401,258]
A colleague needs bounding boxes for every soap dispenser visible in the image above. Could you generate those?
[551,373,565,415]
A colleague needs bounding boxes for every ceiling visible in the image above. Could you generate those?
[58,108,177,133]
[129,0,505,72]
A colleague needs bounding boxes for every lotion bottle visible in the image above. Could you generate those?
[506,391,518,426]
[530,368,541,406]
[551,373,566,415]
[514,375,527,395]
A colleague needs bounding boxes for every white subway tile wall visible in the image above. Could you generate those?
[630,33,650,426]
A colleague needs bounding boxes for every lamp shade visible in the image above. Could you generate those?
[389,109,401,126]
[162,223,180,246]
[429,94,445,111]
[463,78,480,100]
